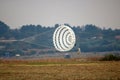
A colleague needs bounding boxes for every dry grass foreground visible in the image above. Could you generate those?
[0,58,120,80]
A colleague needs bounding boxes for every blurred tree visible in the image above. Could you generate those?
[0,21,10,38]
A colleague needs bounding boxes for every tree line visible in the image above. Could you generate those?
[0,20,120,56]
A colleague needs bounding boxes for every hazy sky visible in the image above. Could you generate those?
[0,0,120,29]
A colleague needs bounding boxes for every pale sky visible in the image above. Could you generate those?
[0,0,120,29]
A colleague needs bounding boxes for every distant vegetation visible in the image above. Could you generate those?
[101,54,120,61]
[0,20,120,57]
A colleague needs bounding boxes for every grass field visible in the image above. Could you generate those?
[0,58,120,80]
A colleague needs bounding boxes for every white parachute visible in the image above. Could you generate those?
[53,25,76,52]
